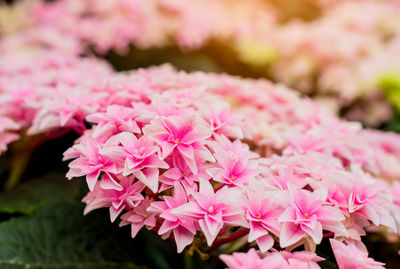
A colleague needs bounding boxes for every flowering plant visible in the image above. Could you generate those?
[60,66,400,268]
[1,1,400,268]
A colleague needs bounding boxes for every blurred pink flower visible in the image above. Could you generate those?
[330,239,385,269]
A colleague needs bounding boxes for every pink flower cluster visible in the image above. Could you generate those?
[27,0,277,53]
[64,86,250,251]
[0,23,114,147]
[220,248,323,269]
[9,0,398,126]
[268,1,400,98]
[247,0,400,125]
[56,66,400,268]
[2,2,400,268]
[221,240,386,269]
[2,19,400,267]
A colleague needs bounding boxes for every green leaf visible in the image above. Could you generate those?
[0,173,82,215]
[0,202,147,269]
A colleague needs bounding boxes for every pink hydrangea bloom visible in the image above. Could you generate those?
[0,116,20,153]
[2,47,398,265]
[82,174,145,222]
[148,183,196,253]
[159,154,210,194]
[207,136,260,187]
[66,140,118,191]
[330,239,385,269]
[3,1,400,266]
[220,249,324,269]
[29,0,278,53]
[220,248,268,269]
[100,132,169,192]
[86,105,141,141]
[143,116,213,174]
[56,65,400,264]
[119,197,157,238]
[278,185,346,247]
[263,250,324,269]
[244,195,281,252]
[171,179,246,245]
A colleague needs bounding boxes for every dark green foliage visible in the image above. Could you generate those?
[0,174,81,215]
[0,201,148,269]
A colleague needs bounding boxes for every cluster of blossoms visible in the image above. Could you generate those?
[225,0,400,125]
[221,240,385,269]
[0,27,111,153]
[3,0,400,126]
[263,0,400,125]
[2,2,400,267]
[57,65,400,268]
[24,0,277,53]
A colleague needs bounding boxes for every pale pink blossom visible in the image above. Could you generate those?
[220,248,268,269]
[202,108,244,139]
[171,179,245,245]
[207,137,260,187]
[244,195,281,252]
[263,250,324,269]
[0,132,19,154]
[119,197,157,238]
[148,183,196,253]
[159,154,210,194]
[50,64,400,263]
[143,116,213,174]
[0,115,21,154]
[330,239,385,269]
[82,174,145,222]
[220,249,324,269]
[66,140,118,191]
[86,105,141,141]
[278,186,346,247]
[100,132,168,192]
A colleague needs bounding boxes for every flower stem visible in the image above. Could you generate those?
[205,228,249,253]
[4,128,73,190]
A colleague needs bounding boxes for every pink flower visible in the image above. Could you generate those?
[391,182,400,208]
[278,185,346,247]
[207,136,259,186]
[346,170,393,228]
[0,132,19,154]
[119,197,157,238]
[261,162,307,190]
[244,195,281,252]
[66,140,118,191]
[220,248,267,269]
[263,250,324,269]
[0,116,21,133]
[0,116,21,154]
[171,179,245,245]
[28,85,103,135]
[82,174,145,222]
[100,132,168,192]
[86,105,141,141]
[202,108,244,139]
[330,239,385,269]
[220,249,324,269]
[143,116,213,174]
[52,63,400,258]
[159,154,210,194]
[148,183,196,252]
[265,152,343,190]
